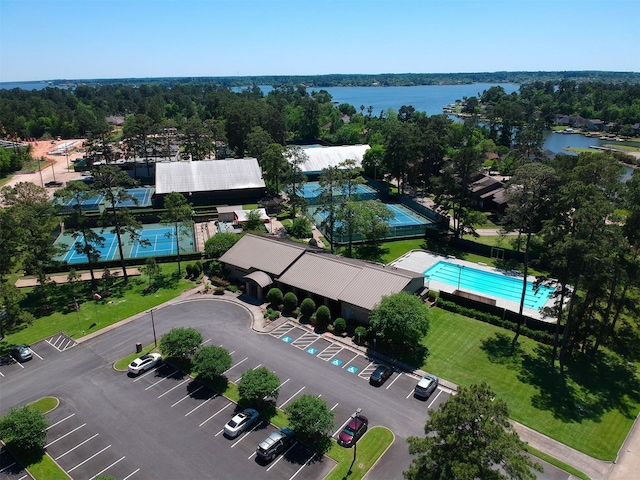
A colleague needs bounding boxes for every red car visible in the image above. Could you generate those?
[338,415,368,447]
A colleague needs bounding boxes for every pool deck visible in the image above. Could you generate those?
[390,250,558,322]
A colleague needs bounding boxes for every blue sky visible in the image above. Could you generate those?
[1,0,639,82]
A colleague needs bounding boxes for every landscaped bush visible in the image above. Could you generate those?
[186,264,195,278]
[315,305,331,328]
[264,308,280,321]
[354,326,368,344]
[214,286,225,295]
[226,285,238,293]
[210,276,230,287]
[333,317,346,334]
[300,298,316,318]
[267,288,283,308]
[283,292,298,313]
[288,217,312,239]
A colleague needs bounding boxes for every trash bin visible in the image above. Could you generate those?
[136,342,142,353]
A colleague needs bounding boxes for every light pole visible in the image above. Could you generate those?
[36,156,44,187]
[149,308,158,347]
[351,408,362,467]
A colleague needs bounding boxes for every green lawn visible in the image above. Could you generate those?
[425,308,640,460]
[325,427,394,480]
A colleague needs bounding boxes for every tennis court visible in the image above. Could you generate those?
[60,187,154,213]
[55,223,194,265]
[299,182,378,204]
[386,203,431,227]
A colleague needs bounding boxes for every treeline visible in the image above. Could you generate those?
[49,71,640,88]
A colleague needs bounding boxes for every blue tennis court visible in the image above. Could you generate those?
[424,261,555,310]
[56,223,194,265]
[386,203,431,227]
[299,182,378,204]
[60,187,154,212]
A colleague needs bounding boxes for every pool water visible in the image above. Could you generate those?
[423,261,555,310]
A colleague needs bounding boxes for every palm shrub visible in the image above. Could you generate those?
[315,305,331,329]
[266,287,283,308]
[283,291,298,313]
[300,297,316,319]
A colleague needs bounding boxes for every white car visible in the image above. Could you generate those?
[128,353,162,375]
[224,409,260,438]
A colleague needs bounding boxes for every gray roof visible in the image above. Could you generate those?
[219,235,307,276]
[243,270,273,288]
[155,158,265,194]
[296,145,370,173]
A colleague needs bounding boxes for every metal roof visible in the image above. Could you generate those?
[296,145,370,173]
[219,235,307,275]
[155,158,265,194]
[243,270,273,288]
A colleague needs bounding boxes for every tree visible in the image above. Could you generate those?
[369,291,430,347]
[238,367,281,405]
[204,232,241,259]
[160,192,194,276]
[288,216,312,239]
[266,287,283,307]
[159,327,203,359]
[315,305,331,328]
[283,146,308,219]
[353,199,393,245]
[284,394,334,441]
[141,257,161,286]
[192,346,232,382]
[283,292,298,313]
[405,383,541,480]
[260,143,287,195]
[0,406,48,454]
[243,209,264,232]
[300,297,316,318]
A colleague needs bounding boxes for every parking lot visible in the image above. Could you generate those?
[0,333,77,380]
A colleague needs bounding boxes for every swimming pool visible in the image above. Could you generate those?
[424,261,555,310]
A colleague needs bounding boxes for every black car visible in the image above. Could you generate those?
[11,344,33,362]
[369,365,393,386]
[45,180,63,187]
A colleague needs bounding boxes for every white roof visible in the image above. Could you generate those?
[296,145,370,173]
[235,208,269,222]
[155,158,265,194]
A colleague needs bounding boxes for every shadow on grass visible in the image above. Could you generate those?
[481,332,640,424]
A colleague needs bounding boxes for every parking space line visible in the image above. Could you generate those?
[122,468,140,480]
[279,386,305,408]
[290,451,316,480]
[270,325,295,339]
[17,474,28,480]
[184,393,216,416]
[230,422,262,448]
[330,403,339,411]
[292,332,319,350]
[0,371,4,377]
[199,402,232,427]
[68,445,111,473]
[358,361,376,379]
[89,456,125,480]
[45,423,86,447]
[31,349,43,360]
[157,378,191,398]
[133,365,166,382]
[223,357,247,374]
[171,385,204,407]
[386,371,402,390]
[47,413,75,430]
[55,433,100,460]
[0,461,17,473]
[202,338,212,345]
[342,352,359,368]
[14,359,24,369]
[427,389,443,409]
[317,344,343,361]
[266,441,298,472]
[406,388,415,399]
[144,369,179,390]
[332,417,351,437]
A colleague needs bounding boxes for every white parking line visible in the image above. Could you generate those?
[0,462,17,473]
[271,325,295,339]
[266,441,298,472]
[157,378,191,398]
[223,357,248,374]
[199,402,232,427]
[133,365,165,382]
[0,371,4,377]
[68,445,111,472]
[427,389,443,409]
[406,388,415,399]
[144,369,179,389]
[184,394,216,416]
[88,455,125,480]
[289,451,316,480]
[230,422,262,448]
[342,352,359,368]
[386,371,402,390]
[202,338,212,345]
[171,385,204,407]
[47,413,75,430]
[332,417,351,437]
[32,349,44,360]
[279,386,305,408]
[122,468,140,480]
[45,423,86,447]
[330,403,339,411]
[358,361,376,379]
[55,433,100,459]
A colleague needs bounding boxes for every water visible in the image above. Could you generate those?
[424,261,555,310]
[0,81,51,90]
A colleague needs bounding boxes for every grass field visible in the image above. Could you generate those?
[424,308,640,460]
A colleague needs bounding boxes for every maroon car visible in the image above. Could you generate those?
[338,415,368,447]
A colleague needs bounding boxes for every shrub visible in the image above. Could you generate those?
[210,276,230,287]
[283,292,298,312]
[308,237,318,247]
[354,326,368,343]
[192,262,202,278]
[333,317,346,333]
[266,288,283,307]
[214,286,225,295]
[186,263,195,278]
[300,298,316,318]
[226,285,238,293]
[288,217,312,239]
[315,305,331,328]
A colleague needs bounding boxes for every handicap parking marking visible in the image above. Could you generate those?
[281,336,292,343]
[306,347,317,355]
[46,333,77,352]
[346,365,358,374]
[331,359,343,366]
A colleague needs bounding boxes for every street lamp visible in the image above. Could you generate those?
[149,308,158,347]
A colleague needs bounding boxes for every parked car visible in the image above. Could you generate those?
[338,415,368,447]
[44,180,63,187]
[224,408,260,438]
[10,344,33,362]
[369,365,393,386]
[127,353,162,375]
[414,374,439,399]
[256,427,295,462]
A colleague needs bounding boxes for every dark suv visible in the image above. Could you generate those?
[369,365,393,386]
[256,427,295,462]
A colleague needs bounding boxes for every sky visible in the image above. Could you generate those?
[1,0,639,82]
